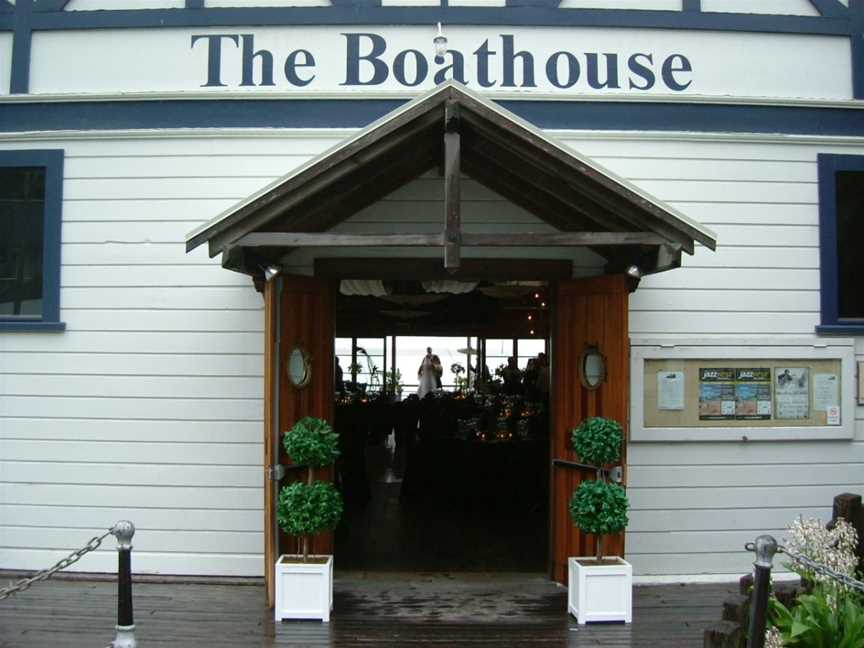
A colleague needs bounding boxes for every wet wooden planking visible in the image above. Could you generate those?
[0,577,736,647]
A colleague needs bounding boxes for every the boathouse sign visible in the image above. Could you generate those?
[191,32,694,92]
[27,27,851,100]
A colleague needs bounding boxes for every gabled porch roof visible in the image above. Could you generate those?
[186,81,716,278]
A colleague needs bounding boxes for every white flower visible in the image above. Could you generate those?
[764,626,784,648]
[783,515,859,593]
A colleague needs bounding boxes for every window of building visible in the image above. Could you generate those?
[817,154,864,334]
[0,150,65,331]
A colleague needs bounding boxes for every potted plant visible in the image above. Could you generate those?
[567,416,631,624]
[274,417,343,622]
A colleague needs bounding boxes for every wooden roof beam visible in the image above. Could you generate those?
[444,100,462,272]
[463,143,632,232]
[236,231,665,247]
[273,138,442,234]
[205,109,444,256]
[461,112,699,253]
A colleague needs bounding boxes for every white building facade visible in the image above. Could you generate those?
[1,0,863,581]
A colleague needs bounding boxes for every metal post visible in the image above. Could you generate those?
[747,535,778,648]
[111,521,136,648]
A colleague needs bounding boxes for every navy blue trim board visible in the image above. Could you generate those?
[1,100,863,137]
[0,149,65,333]
[816,153,864,336]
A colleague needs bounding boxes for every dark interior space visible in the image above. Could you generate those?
[332,280,551,573]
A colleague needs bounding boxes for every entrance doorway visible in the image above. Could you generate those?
[331,281,554,572]
[186,82,716,605]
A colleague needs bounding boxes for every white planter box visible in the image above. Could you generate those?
[274,554,334,622]
[568,556,632,624]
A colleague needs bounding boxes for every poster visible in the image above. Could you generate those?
[775,367,810,420]
[657,371,685,410]
[813,373,839,412]
[699,368,736,420]
[734,368,772,420]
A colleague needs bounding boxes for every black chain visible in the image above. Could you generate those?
[0,528,114,600]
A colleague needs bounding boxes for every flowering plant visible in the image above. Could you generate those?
[764,515,862,646]
[784,516,858,591]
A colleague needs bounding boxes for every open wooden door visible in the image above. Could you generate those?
[550,274,630,584]
[264,275,334,606]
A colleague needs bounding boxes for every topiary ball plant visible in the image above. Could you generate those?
[279,416,343,561]
[569,481,629,559]
[571,416,623,466]
[283,416,340,468]
[277,481,343,538]
[569,416,628,561]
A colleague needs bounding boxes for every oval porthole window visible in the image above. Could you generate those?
[580,345,606,390]
[287,346,311,388]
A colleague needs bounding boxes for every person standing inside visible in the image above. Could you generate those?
[417,346,443,398]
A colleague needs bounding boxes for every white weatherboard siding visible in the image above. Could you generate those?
[549,133,864,579]
[0,133,339,576]
[1,130,863,579]
[0,35,11,97]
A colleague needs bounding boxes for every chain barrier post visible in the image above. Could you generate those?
[110,521,136,648]
[746,535,778,648]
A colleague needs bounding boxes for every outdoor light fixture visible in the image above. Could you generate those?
[264,265,282,282]
[434,23,448,64]
[626,264,642,279]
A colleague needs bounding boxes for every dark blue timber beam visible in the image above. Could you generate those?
[851,0,864,98]
[2,99,863,137]
[10,0,32,93]
[20,7,853,35]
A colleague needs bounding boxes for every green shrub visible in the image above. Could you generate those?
[569,480,629,536]
[571,417,623,466]
[770,586,864,648]
[277,481,343,538]
[283,417,340,468]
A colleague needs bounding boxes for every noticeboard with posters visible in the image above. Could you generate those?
[631,342,855,442]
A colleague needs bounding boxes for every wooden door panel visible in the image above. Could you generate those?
[550,274,630,584]
[264,275,334,607]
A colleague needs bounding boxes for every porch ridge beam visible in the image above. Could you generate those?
[444,99,462,272]
[235,231,669,247]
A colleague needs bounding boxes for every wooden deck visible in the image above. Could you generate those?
[0,573,736,647]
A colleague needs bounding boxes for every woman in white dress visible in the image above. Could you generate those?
[417,347,442,398]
